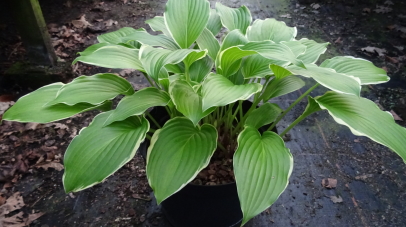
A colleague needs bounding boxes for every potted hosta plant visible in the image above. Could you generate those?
[3,0,406,226]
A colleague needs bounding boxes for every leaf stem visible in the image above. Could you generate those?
[146,112,161,129]
[267,83,319,131]
[279,114,306,137]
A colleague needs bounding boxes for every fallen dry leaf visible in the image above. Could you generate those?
[361,46,387,56]
[384,0,394,5]
[71,15,92,28]
[119,69,135,76]
[0,194,6,206]
[311,3,320,9]
[322,178,337,189]
[0,192,25,216]
[330,195,343,203]
[55,47,69,58]
[386,56,399,64]
[2,211,44,227]
[374,5,392,13]
[35,162,64,171]
[363,8,371,13]
[0,102,14,115]
[104,19,118,27]
[390,110,403,121]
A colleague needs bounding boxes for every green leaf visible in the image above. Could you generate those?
[189,56,213,83]
[218,41,304,77]
[201,73,262,111]
[164,0,210,48]
[229,68,245,85]
[270,64,293,79]
[262,75,305,101]
[98,27,179,50]
[73,44,144,71]
[3,83,111,123]
[219,29,248,52]
[122,30,180,50]
[234,127,293,225]
[245,103,282,129]
[196,28,220,61]
[103,87,171,126]
[315,91,406,162]
[281,40,307,57]
[147,117,217,203]
[97,27,141,46]
[139,46,206,82]
[287,64,361,97]
[215,3,252,34]
[207,9,222,36]
[246,18,297,42]
[320,56,389,85]
[297,38,329,64]
[301,96,322,117]
[145,16,171,37]
[242,55,287,79]
[63,112,149,192]
[169,80,214,125]
[46,73,134,106]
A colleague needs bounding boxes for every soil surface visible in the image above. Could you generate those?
[0,0,406,226]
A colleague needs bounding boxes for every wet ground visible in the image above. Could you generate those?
[0,0,406,226]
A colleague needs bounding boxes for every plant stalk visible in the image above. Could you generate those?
[279,113,306,137]
[267,83,319,131]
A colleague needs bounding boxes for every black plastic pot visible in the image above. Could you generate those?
[139,101,276,227]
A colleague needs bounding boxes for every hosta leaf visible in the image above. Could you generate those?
[270,64,293,79]
[46,73,134,106]
[3,83,111,123]
[281,40,307,57]
[103,87,171,126]
[97,27,141,47]
[245,103,282,129]
[98,27,179,50]
[234,127,293,225]
[201,73,262,111]
[229,68,245,85]
[219,29,248,52]
[262,76,305,101]
[139,46,206,82]
[145,16,171,37]
[73,44,144,71]
[301,96,322,117]
[218,41,304,77]
[164,0,210,48]
[315,91,406,162]
[147,117,217,203]
[215,3,252,34]
[246,18,297,42]
[320,56,389,85]
[189,56,213,83]
[297,38,329,64]
[63,113,149,192]
[196,28,220,61]
[242,55,287,79]
[121,29,180,50]
[287,64,361,97]
[207,9,222,36]
[169,80,214,125]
